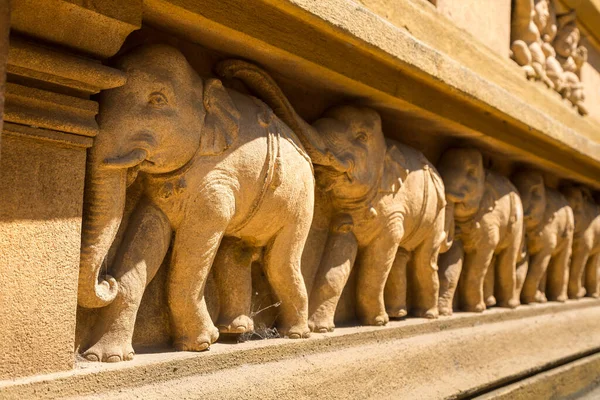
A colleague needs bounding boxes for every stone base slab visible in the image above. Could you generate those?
[2,299,600,399]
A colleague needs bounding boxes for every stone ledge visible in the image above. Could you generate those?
[144,0,600,189]
[2,299,600,399]
[479,352,600,400]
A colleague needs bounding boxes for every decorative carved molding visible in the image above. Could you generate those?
[511,0,588,115]
[10,0,141,58]
[7,39,126,95]
[4,83,98,137]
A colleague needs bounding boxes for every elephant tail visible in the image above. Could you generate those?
[215,59,340,169]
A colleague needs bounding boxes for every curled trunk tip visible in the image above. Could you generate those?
[77,275,119,308]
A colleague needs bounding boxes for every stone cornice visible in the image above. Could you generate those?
[143,0,600,190]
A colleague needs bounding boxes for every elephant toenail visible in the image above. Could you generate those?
[106,355,122,363]
[288,333,301,339]
[84,353,100,362]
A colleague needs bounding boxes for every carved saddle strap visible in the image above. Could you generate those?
[230,119,281,235]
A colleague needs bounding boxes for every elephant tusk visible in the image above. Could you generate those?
[103,148,149,169]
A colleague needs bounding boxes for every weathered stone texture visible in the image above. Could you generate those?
[436,0,512,58]
[0,0,10,151]
[581,37,600,123]
[0,134,86,379]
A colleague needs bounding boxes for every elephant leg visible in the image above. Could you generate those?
[568,243,589,299]
[494,246,520,308]
[309,217,358,333]
[515,256,528,302]
[546,244,572,302]
[84,199,171,362]
[213,237,254,334]
[536,271,548,303]
[263,223,311,339]
[484,257,496,307]
[169,204,232,351]
[384,248,411,319]
[459,247,495,313]
[521,251,551,304]
[584,253,600,298]
[438,240,464,316]
[356,231,399,326]
[409,238,441,319]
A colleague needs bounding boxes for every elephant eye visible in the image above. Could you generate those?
[148,92,168,107]
[355,132,368,143]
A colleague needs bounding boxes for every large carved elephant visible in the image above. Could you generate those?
[562,186,600,298]
[217,62,449,332]
[512,170,574,304]
[437,148,525,314]
[77,45,349,362]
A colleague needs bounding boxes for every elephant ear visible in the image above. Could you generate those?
[380,144,409,195]
[200,78,240,156]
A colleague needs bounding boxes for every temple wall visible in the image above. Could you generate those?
[1,0,600,398]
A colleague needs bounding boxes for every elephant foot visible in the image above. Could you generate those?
[587,292,600,299]
[554,294,568,303]
[534,291,548,303]
[83,340,135,363]
[412,307,438,319]
[308,314,335,333]
[438,306,453,317]
[568,286,586,299]
[387,308,408,319]
[174,325,219,352]
[217,315,254,334]
[279,323,311,339]
[462,301,486,313]
[497,299,520,309]
[485,295,497,308]
[360,311,389,326]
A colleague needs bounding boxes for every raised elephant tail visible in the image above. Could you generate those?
[429,165,454,253]
[215,59,339,168]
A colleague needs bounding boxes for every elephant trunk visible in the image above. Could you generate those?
[215,59,348,172]
[78,151,128,308]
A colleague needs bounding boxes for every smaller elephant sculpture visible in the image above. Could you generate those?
[437,148,525,315]
[562,186,600,298]
[512,170,574,304]
[77,45,354,362]
[303,113,450,330]
[216,60,451,331]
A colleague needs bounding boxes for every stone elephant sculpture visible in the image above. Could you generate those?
[437,148,525,314]
[512,170,574,304]
[77,45,349,362]
[562,186,600,298]
[217,61,450,332]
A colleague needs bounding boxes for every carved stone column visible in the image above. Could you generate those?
[0,0,140,380]
[0,0,10,155]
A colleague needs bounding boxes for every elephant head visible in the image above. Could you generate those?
[79,44,240,308]
[310,106,405,202]
[214,60,404,202]
[512,170,547,231]
[437,148,486,220]
[563,185,597,236]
